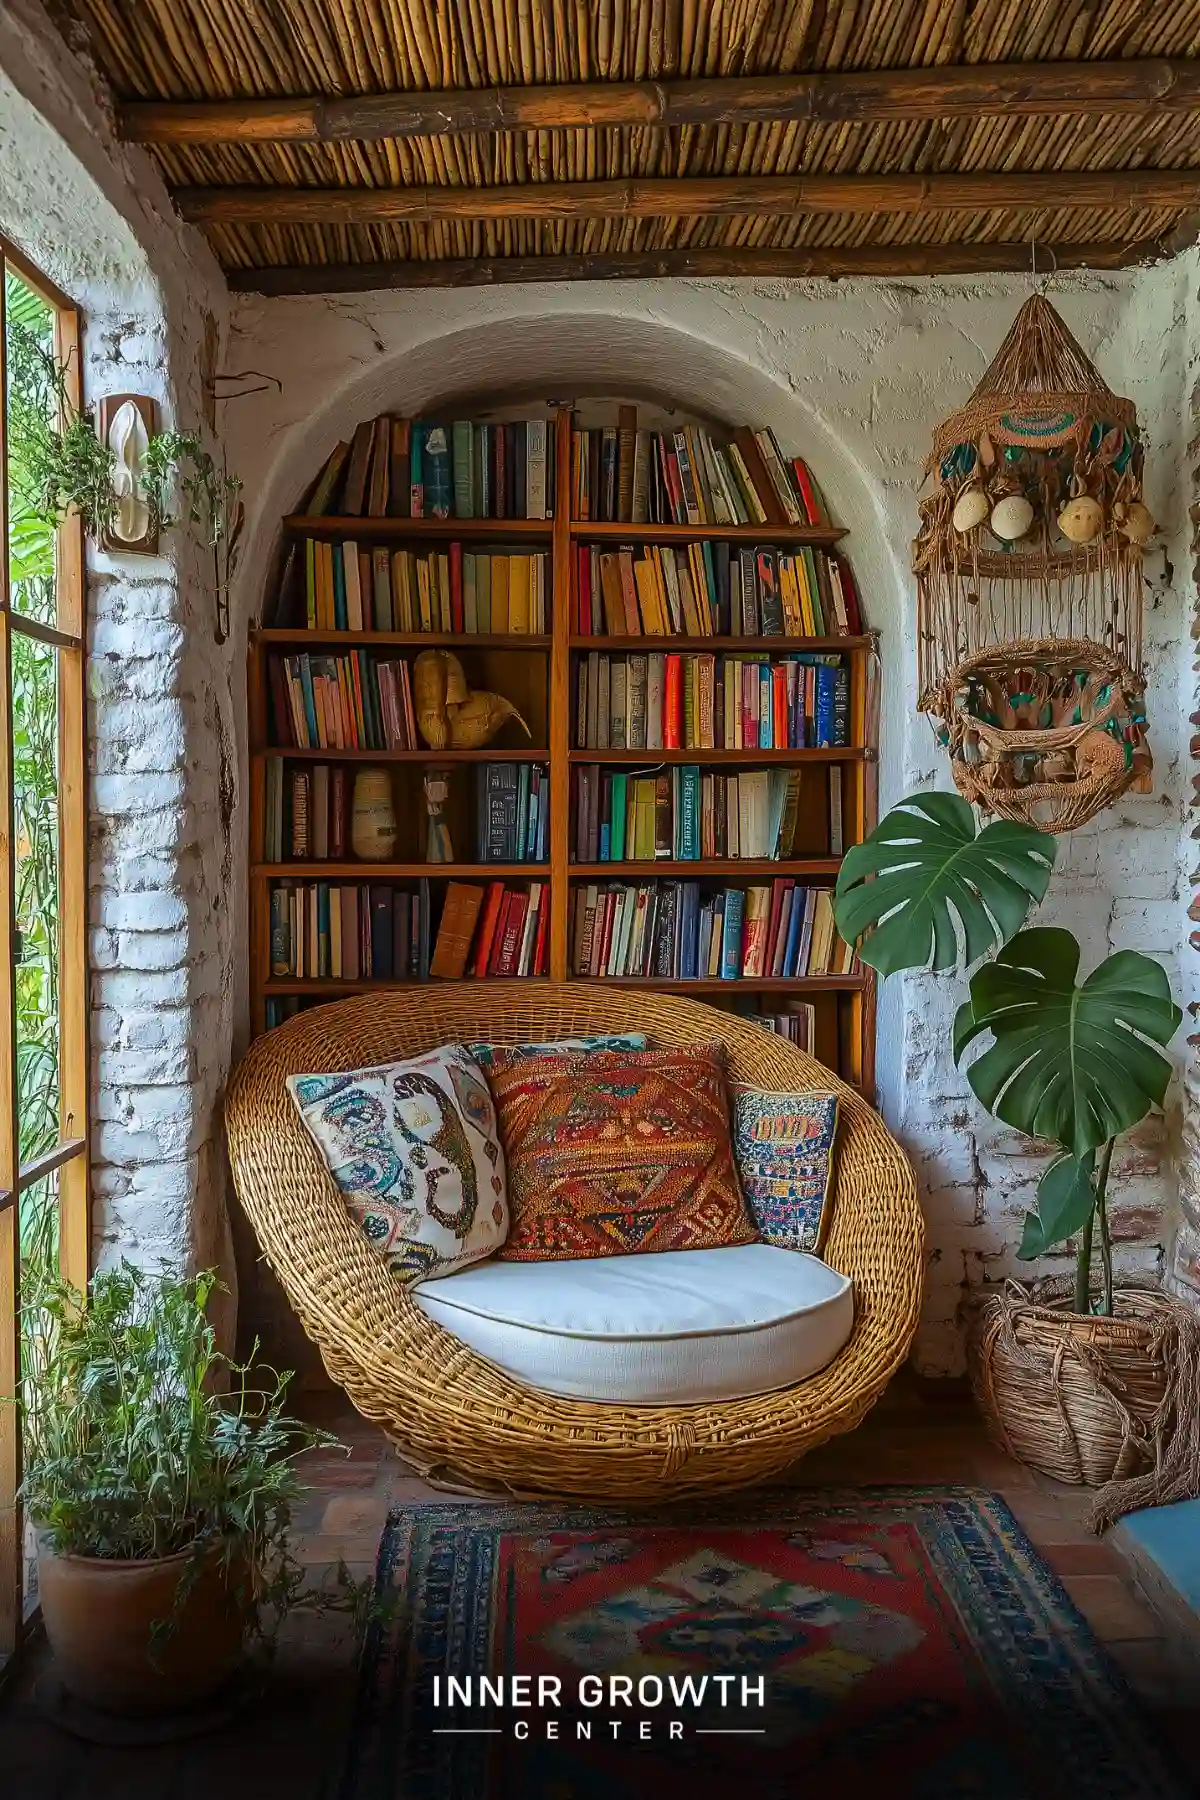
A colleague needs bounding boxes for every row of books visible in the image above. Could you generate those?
[429,880,550,978]
[574,542,862,638]
[268,652,422,752]
[571,417,831,529]
[303,406,833,532]
[473,764,549,864]
[570,880,855,980]
[756,1007,818,1051]
[261,758,550,864]
[271,880,434,981]
[575,652,850,752]
[268,879,550,981]
[293,542,549,635]
[571,765,841,863]
[261,994,824,1043]
[303,414,555,521]
[264,760,353,863]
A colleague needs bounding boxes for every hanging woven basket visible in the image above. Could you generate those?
[913,294,1153,829]
[966,1279,1200,1533]
[925,637,1152,831]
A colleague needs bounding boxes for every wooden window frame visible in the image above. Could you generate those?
[0,237,90,1665]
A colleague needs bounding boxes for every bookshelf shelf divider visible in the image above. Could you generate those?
[250,402,878,1096]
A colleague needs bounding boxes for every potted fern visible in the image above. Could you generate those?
[19,1262,337,1716]
[833,792,1197,1521]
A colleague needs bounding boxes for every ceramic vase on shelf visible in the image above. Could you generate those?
[351,768,397,861]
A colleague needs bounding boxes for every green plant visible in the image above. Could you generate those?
[954,929,1180,1314]
[143,430,244,642]
[833,790,1054,976]
[833,791,1181,1317]
[5,274,65,1279]
[5,302,244,642]
[18,1262,344,1644]
[5,311,117,542]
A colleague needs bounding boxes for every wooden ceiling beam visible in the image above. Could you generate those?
[121,58,1200,144]
[225,239,1155,295]
[176,168,1200,226]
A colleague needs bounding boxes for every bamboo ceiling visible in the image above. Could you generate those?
[64,0,1200,290]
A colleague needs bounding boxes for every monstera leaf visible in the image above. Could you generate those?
[954,928,1181,1159]
[1018,1150,1097,1259]
[832,792,1055,977]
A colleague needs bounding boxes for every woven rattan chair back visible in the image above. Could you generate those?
[225,984,922,1501]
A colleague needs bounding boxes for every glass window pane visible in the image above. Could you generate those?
[19,1164,61,1615]
[4,269,59,625]
[14,631,60,1167]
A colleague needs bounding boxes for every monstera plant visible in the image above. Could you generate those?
[834,792,1181,1316]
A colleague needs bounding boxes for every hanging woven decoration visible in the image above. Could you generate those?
[913,293,1154,830]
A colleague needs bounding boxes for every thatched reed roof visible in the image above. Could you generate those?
[64,0,1200,292]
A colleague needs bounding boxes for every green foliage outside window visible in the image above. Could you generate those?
[6,270,63,1270]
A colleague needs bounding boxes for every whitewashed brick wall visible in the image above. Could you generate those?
[0,0,239,1341]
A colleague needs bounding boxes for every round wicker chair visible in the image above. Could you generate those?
[225,984,923,1502]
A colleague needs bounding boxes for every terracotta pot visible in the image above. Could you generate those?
[36,1537,249,1715]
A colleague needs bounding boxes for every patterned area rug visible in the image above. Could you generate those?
[342,1488,1188,1799]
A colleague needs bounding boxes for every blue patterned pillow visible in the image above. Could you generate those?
[287,1043,507,1285]
[467,1033,646,1069]
[732,1088,839,1254]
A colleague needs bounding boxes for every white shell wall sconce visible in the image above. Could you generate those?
[97,394,160,554]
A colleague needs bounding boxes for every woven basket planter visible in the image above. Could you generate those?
[966,1281,1200,1530]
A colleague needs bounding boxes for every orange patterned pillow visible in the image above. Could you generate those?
[488,1043,756,1262]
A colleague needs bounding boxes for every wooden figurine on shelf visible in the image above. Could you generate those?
[424,769,454,864]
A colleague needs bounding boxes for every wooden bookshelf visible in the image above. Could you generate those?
[572,634,869,652]
[567,747,865,765]
[571,521,846,546]
[262,629,551,650]
[284,514,553,541]
[253,862,550,880]
[249,407,879,1096]
[277,746,546,763]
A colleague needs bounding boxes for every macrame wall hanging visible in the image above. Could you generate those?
[913,292,1154,831]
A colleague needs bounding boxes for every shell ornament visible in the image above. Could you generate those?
[1057,496,1104,545]
[952,486,990,533]
[989,494,1034,543]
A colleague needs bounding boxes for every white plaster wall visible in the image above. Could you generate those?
[229,270,1191,1373]
[1166,243,1200,1309]
[0,0,239,1336]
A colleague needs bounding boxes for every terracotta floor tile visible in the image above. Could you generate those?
[1004,1490,1096,1544]
[318,1492,391,1536]
[300,1556,379,1589]
[295,1531,394,1565]
[1034,1540,1126,1577]
[1061,1574,1163,1640]
[296,1460,378,1489]
[1106,1636,1195,1703]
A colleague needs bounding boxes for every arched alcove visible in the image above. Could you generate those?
[237,309,909,1116]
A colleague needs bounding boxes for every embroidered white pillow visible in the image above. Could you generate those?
[287,1043,507,1285]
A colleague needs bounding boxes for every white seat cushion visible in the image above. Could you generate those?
[413,1243,854,1404]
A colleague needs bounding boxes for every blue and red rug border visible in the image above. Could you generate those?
[339,1484,1190,1800]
